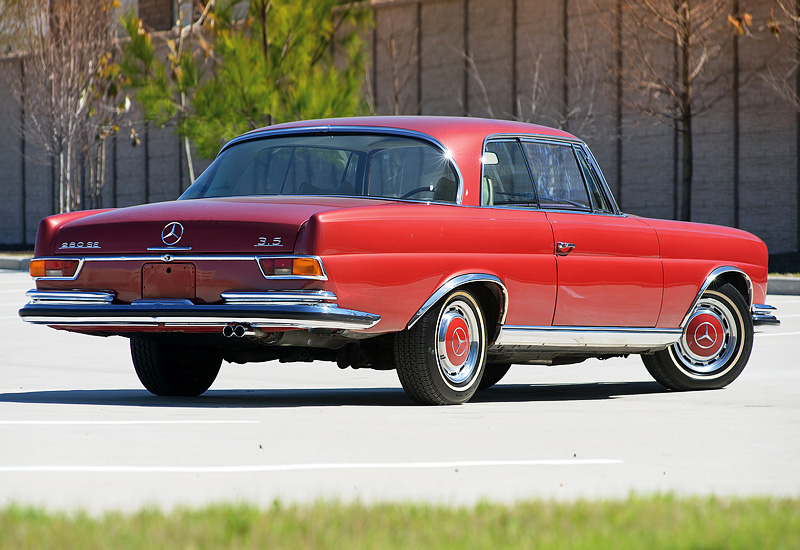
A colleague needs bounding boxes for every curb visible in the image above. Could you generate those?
[2,256,799,295]
[767,276,800,296]
[0,256,30,271]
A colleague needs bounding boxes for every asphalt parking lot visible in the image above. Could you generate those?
[0,268,798,513]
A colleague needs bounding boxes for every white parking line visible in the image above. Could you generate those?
[0,459,624,474]
[0,420,259,426]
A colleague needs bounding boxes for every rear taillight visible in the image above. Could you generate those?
[257,257,325,279]
[29,258,81,279]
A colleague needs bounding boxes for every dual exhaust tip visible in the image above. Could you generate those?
[222,323,252,338]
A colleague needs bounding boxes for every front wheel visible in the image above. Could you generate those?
[478,363,511,390]
[642,283,753,390]
[394,289,487,405]
[130,338,222,396]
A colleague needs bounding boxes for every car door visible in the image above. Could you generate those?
[481,139,557,327]
[519,140,663,327]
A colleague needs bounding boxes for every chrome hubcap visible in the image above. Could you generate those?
[436,299,481,387]
[671,292,740,378]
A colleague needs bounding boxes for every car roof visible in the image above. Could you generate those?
[228,116,583,207]
[245,116,579,145]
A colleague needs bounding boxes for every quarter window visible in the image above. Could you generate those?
[521,142,590,211]
[576,147,612,213]
[482,141,537,207]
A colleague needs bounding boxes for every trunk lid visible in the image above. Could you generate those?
[54,196,388,254]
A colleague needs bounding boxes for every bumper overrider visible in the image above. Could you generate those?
[19,290,381,331]
[752,304,780,326]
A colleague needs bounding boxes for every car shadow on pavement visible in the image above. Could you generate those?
[0,381,666,408]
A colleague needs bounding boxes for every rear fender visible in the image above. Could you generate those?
[407,273,508,343]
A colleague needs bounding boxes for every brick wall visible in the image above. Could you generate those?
[0,53,209,246]
[0,0,796,256]
[369,0,799,254]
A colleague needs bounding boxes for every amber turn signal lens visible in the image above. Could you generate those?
[29,259,80,278]
[258,257,324,278]
[292,258,324,277]
[29,260,46,278]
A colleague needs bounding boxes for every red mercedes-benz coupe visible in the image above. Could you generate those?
[20,116,779,404]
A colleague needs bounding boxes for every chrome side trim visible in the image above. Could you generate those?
[494,325,682,350]
[26,290,115,304]
[82,255,259,262]
[408,274,508,329]
[64,255,327,280]
[680,266,754,328]
[752,303,780,326]
[222,290,337,304]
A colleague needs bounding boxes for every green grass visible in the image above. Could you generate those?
[1,496,799,549]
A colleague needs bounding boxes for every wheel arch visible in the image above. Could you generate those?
[681,266,753,328]
[407,274,508,343]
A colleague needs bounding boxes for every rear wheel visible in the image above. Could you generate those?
[478,363,511,390]
[394,289,487,405]
[642,283,752,390]
[130,338,222,396]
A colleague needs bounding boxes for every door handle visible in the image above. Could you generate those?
[556,242,576,255]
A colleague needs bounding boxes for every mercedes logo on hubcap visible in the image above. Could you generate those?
[452,326,468,356]
[693,321,718,349]
[161,222,184,246]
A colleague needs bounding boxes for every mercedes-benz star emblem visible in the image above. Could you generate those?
[693,322,718,349]
[452,326,468,356]
[161,222,184,246]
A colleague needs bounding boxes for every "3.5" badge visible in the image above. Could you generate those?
[255,236,282,247]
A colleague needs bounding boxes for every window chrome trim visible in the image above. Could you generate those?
[480,134,622,215]
[577,143,621,214]
[408,273,508,329]
[214,125,465,205]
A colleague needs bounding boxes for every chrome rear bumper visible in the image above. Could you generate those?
[19,290,380,331]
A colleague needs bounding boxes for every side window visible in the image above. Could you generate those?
[482,140,537,206]
[521,142,590,211]
[576,147,612,213]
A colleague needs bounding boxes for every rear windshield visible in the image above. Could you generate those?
[180,133,460,203]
